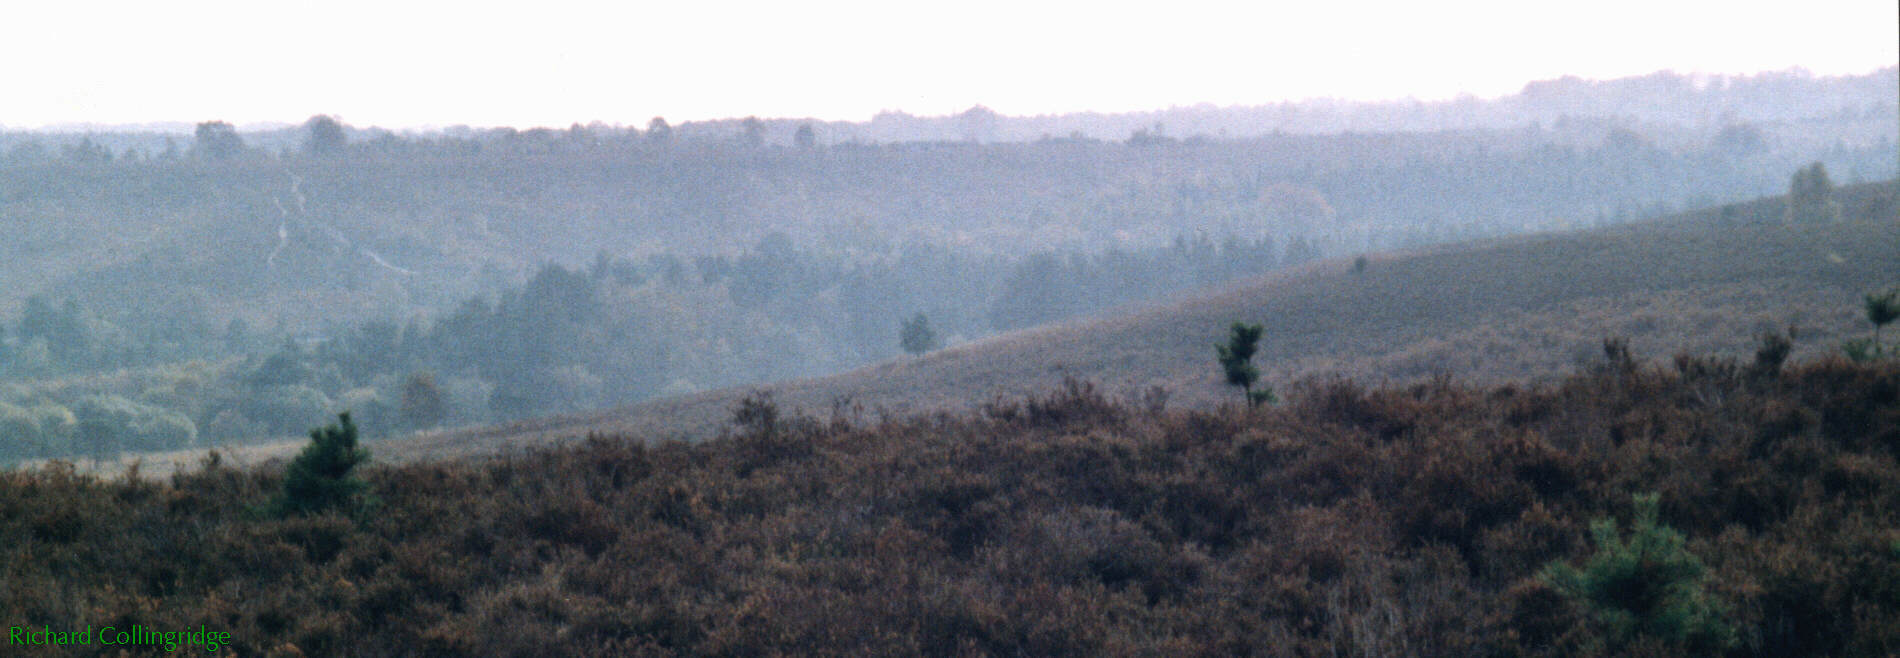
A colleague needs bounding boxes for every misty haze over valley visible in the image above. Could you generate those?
[0,67,1892,455]
[1,8,1897,649]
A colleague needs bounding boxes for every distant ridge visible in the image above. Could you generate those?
[5,67,1890,142]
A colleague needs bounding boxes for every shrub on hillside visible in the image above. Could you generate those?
[1215,322,1274,407]
[270,412,372,518]
[1861,288,1899,360]
[1541,493,1735,653]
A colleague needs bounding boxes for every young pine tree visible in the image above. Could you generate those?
[1845,289,1900,362]
[272,412,372,517]
[1215,322,1274,407]
[1541,493,1734,652]
[1866,289,1899,359]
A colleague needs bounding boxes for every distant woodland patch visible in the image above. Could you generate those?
[3,177,1893,465]
[0,68,1892,462]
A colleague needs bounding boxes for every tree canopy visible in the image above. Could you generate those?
[192,121,245,160]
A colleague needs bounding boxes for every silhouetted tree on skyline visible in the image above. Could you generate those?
[192,121,244,160]
[302,114,347,156]
[741,116,765,147]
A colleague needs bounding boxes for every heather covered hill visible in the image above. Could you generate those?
[3,355,1896,655]
[381,181,1897,461]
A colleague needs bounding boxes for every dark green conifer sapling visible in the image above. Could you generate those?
[272,412,372,517]
[1216,322,1274,407]
[1540,493,1734,652]
[1866,288,1899,359]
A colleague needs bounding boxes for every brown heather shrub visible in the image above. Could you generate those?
[1501,577,1589,654]
[0,355,1895,655]
[981,376,1124,431]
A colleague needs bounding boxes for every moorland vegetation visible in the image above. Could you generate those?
[1,340,1895,655]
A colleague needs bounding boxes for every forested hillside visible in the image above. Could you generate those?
[371,180,1899,462]
[0,68,1892,463]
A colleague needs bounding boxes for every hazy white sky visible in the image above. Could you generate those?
[2,0,1893,129]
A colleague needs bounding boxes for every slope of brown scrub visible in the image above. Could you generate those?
[3,354,1897,655]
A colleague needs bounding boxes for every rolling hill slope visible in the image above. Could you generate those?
[358,181,1897,463]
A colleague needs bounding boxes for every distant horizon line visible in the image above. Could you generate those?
[4,64,1892,135]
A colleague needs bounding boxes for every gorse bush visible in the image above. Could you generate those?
[1541,493,1736,653]
[270,412,372,517]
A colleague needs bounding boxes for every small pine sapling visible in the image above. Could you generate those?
[1540,493,1734,652]
[1215,322,1274,407]
[272,412,372,517]
[1866,288,1899,359]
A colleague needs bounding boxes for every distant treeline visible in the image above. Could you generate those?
[0,227,1312,460]
[3,111,1891,333]
[0,67,1892,458]
[8,66,1891,145]
[1,174,1895,460]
